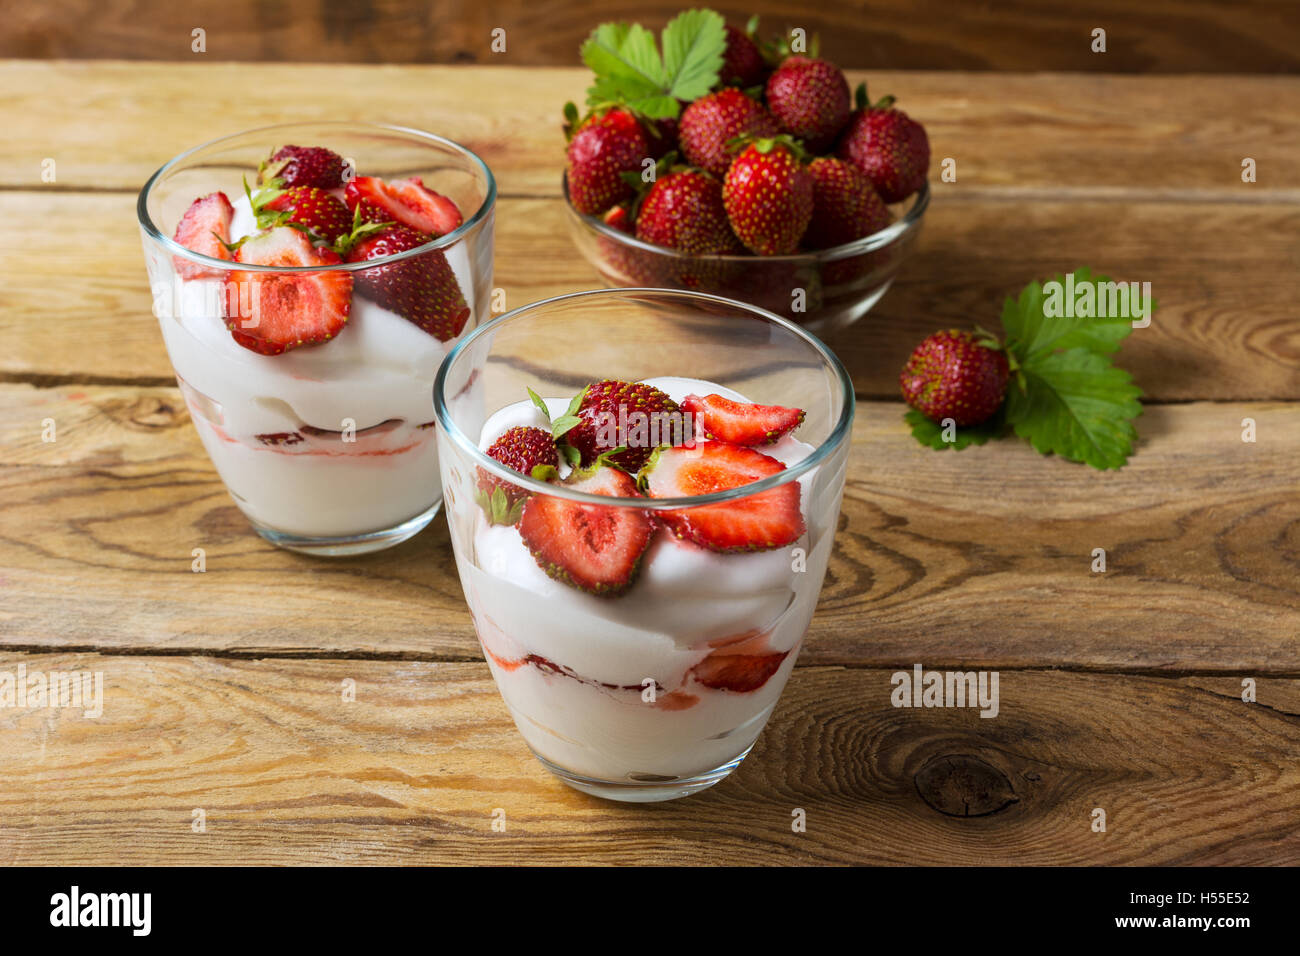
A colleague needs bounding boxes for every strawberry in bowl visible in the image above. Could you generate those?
[138,124,495,554]
[560,8,929,336]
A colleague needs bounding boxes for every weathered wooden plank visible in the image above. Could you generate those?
[7,0,1300,73]
[2,192,1297,402]
[0,656,1296,865]
[3,63,1298,195]
[2,384,1296,668]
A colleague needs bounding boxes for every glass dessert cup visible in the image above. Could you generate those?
[563,176,927,337]
[434,289,855,801]
[137,122,496,556]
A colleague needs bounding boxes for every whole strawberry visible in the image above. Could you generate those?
[566,107,649,215]
[476,425,560,524]
[635,170,743,256]
[765,56,851,153]
[836,86,930,203]
[678,88,779,178]
[722,137,813,256]
[720,24,768,87]
[262,186,353,244]
[900,331,1010,426]
[345,224,470,341]
[262,145,346,190]
[804,157,892,249]
[565,379,683,472]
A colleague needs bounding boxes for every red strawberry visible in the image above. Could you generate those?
[722,137,814,255]
[836,86,930,203]
[262,145,346,190]
[223,227,352,354]
[517,464,653,596]
[804,157,892,249]
[344,176,463,237]
[262,186,353,244]
[345,224,470,341]
[765,56,851,153]
[642,442,805,552]
[678,88,780,178]
[681,393,805,445]
[900,330,1010,426]
[172,192,234,279]
[691,644,789,692]
[564,379,685,472]
[602,204,634,234]
[720,24,768,88]
[634,170,743,256]
[476,425,560,525]
[565,108,650,216]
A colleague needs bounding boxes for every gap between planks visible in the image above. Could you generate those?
[2,644,1299,680]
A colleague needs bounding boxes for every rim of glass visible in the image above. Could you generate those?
[433,288,856,510]
[138,121,497,274]
[563,175,928,262]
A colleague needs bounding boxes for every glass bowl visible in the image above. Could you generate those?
[563,175,928,336]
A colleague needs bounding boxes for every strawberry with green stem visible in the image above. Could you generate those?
[903,269,1146,468]
[722,135,814,255]
[836,83,930,204]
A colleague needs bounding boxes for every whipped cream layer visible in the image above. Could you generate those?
[461,376,835,781]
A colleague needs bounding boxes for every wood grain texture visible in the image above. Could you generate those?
[3,384,1297,669]
[3,63,1299,195]
[6,0,1300,73]
[3,192,1298,402]
[1,656,1296,865]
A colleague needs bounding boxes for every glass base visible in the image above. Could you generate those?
[534,746,755,803]
[246,499,442,556]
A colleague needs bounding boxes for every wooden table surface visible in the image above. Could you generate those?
[1,61,1298,866]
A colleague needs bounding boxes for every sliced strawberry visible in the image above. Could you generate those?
[172,192,234,279]
[681,393,805,445]
[642,442,805,553]
[262,187,353,244]
[224,227,352,354]
[690,650,789,692]
[344,176,463,237]
[517,465,653,596]
[255,431,304,446]
[345,224,470,341]
[602,204,633,234]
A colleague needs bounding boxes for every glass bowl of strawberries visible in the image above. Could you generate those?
[138,122,495,555]
[561,12,929,336]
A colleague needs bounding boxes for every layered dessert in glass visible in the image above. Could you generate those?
[435,290,854,801]
[138,123,495,554]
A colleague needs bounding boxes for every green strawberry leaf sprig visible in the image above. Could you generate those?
[581,9,727,120]
[906,268,1148,470]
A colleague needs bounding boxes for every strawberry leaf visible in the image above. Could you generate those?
[904,408,1006,451]
[583,23,667,111]
[1002,267,1148,362]
[526,387,552,426]
[581,11,725,119]
[660,9,727,103]
[1004,348,1143,470]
